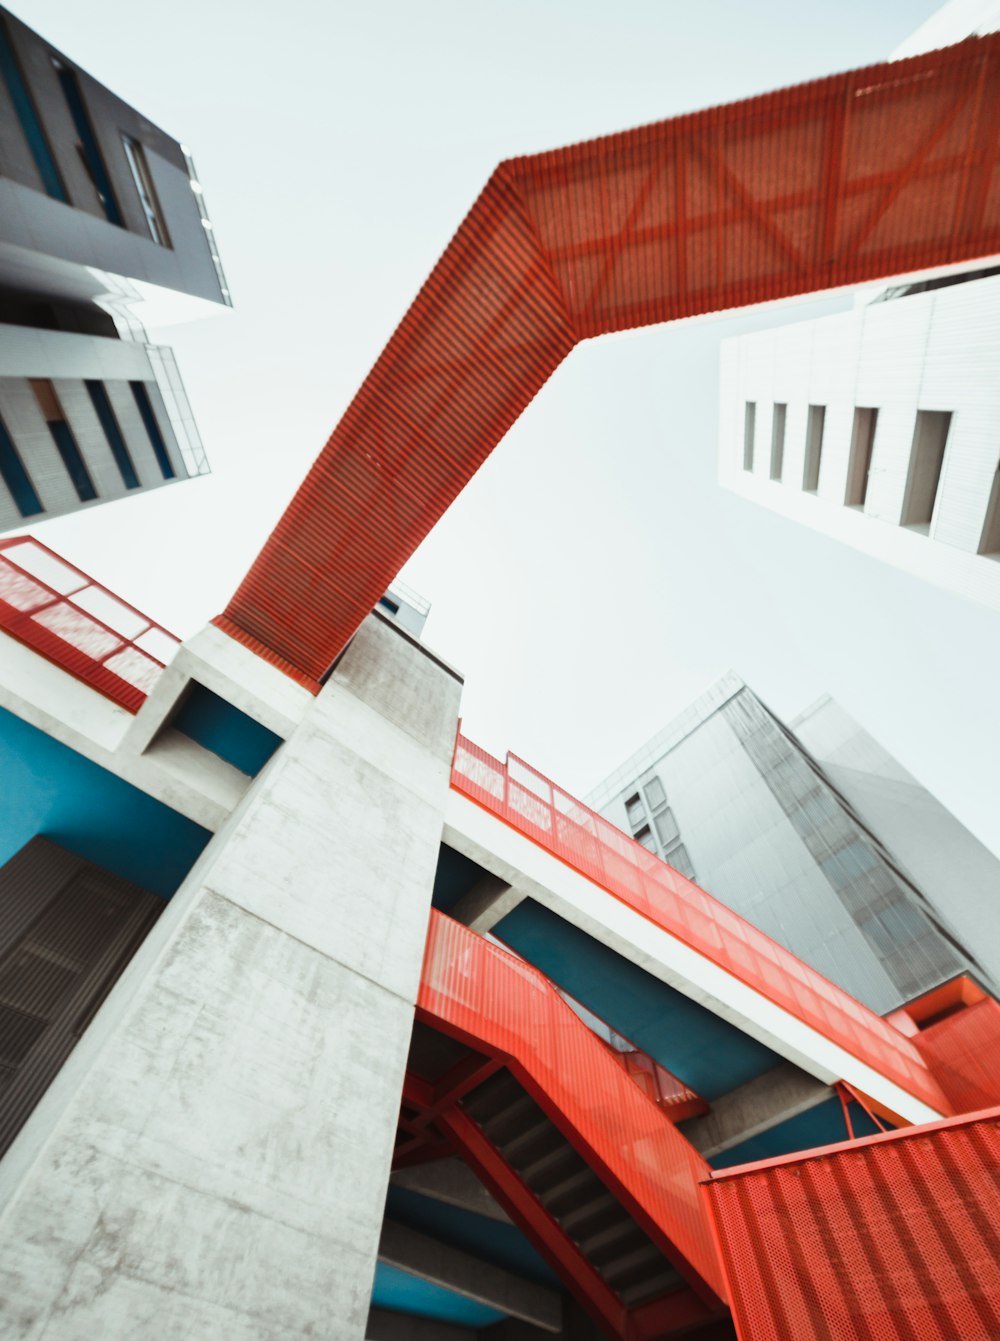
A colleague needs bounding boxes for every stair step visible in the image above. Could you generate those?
[463,1071,521,1122]
[538,1165,598,1215]
[601,1241,664,1290]
[619,1269,685,1309]
[560,1190,621,1238]
[517,1140,580,1188]
[499,1117,562,1164]
[479,1092,538,1141]
[579,1217,646,1265]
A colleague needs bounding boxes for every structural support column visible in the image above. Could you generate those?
[0,614,462,1340]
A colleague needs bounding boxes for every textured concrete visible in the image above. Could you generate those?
[378,1222,561,1332]
[680,1062,832,1158]
[391,1158,512,1224]
[0,616,462,1340]
[450,873,525,934]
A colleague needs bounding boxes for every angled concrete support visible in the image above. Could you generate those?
[680,1062,833,1158]
[391,1157,512,1224]
[0,616,462,1341]
[366,1306,477,1341]
[451,873,526,933]
[379,1221,562,1333]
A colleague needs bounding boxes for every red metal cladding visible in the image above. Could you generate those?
[219,36,1000,684]
[0,538,180,712]
[704,1107,1000,1341]
[914,997,1000,1115]
[418,908,728,1305]
[450,734,949,1119]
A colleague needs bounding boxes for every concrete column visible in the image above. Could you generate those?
[0,614,462,1340]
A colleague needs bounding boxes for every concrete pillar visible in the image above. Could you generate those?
[0,614,462,1340]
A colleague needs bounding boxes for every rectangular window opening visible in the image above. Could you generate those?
[0,414,43,517]
[30,379,97,502]
[130,382,175,479]
[84,381,139,489]
[743,401,756,471]
[122,136,170,247]
[979,462,1000,556]
[52,59,123,227]
[625,793,645,828]
[0,22,67,201]
[769,403,787,481]
[803,404,826,492]
[377,595,400,615]
[845,407,879,507]
[901,410,951,530]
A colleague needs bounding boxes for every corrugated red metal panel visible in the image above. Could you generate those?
[0,537,180,712]
[450,733,949,1119]
[915,997,1000,1114]
[705,1107,1000,1341]
[418,909,728,1305]
[220,36,1000,684]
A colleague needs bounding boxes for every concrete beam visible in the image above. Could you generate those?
[680,1061,833,1158]
[451,873,526,933]
[391,1157,513,1224]
[367,1306,476,1341]
[379,1220,562,1333]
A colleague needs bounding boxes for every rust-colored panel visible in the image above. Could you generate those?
[915,997,1000,1114]
[705,1108,1000,1341]
[450,732,949,1119]
[220,36,1000,683]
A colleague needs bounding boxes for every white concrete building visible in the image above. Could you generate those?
[718,269,1000,612]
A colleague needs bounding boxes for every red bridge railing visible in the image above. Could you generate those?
[450,733,948,1118]
[0,538,179,712]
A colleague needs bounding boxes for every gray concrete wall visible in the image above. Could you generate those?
[0,615,462,1340]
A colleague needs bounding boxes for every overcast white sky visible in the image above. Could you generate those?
[15,0,1000,856]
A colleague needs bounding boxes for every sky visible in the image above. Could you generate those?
[14,0,1000,857]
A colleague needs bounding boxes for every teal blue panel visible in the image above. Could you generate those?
[709,1095,885,1170]
[172,684,282,777]
[493,899,780,1100]
[432,844,488,915]
[0,705,210,897]
[371,1262,505,1327]
[385,1186,560,1287]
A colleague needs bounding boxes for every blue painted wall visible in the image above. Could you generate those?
[493,899,781,1099]
[371,1263,505,1327]
[709,1094,884,1169]
[0,705,211,897]
[172,683,282,777]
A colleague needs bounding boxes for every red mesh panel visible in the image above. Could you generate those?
[0,538,179,712]
[418,909,727,1304]
[705,1109,1000,1341]
[451,734,948,1118]
[916,998,1000,1114]
[220,36,1000,683]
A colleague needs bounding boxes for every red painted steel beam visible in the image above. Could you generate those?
[217,37,1000,686]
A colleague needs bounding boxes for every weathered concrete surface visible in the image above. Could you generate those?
[0,615,462,1341]
[378,1222,562,1332]
[680,1061,832,1158]
[391,1158,512,1224]
[450,874,525,933]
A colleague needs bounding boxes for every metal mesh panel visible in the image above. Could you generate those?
[706,1109,1000,1341]
[914,999,1000,1115]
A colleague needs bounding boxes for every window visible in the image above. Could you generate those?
[900,410,951,529]
[643,776,666,810]
[802,404,825,492]
[625,793,645,828]
[30,380,97,502]
[743,402,756,471]
[633,825,656,852]
[654,808,679,848]
[770,403,786,481]
[122,136,170,246]
[845,407,879,507]
[979,461,1000,556]
[0,414,43,516]
[84,381,139,489]
[378,596,400,615]
[130,382,175,479]
[664,843,695,880]
[52,59,123,226]
[0,21,67,201]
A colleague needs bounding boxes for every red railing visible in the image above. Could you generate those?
[0,538,179,712]
[704,1106,1000,1341]
[450,734,948,1119]
[418,909,727,1304]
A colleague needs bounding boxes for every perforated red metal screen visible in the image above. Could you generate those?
[450,733,948,1118]
[705,1108,1000,1341]
[219,36,1000,686]
[914,998,1000,1115]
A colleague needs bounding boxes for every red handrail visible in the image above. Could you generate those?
[0,537,179,712]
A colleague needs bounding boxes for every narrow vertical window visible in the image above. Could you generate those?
[978,461,1000,556]
[29,379,97,502]
[845,407,879,507]
[121,136,170,246]
[770,403,787,481]
[803,404,826,492]
[52,59,123,226]
[0,414,43,516]
[84,381,139,489]
[130,382,175,479]
[743,402,756,471]
[901,410,952,529]
[0,22,67,201]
